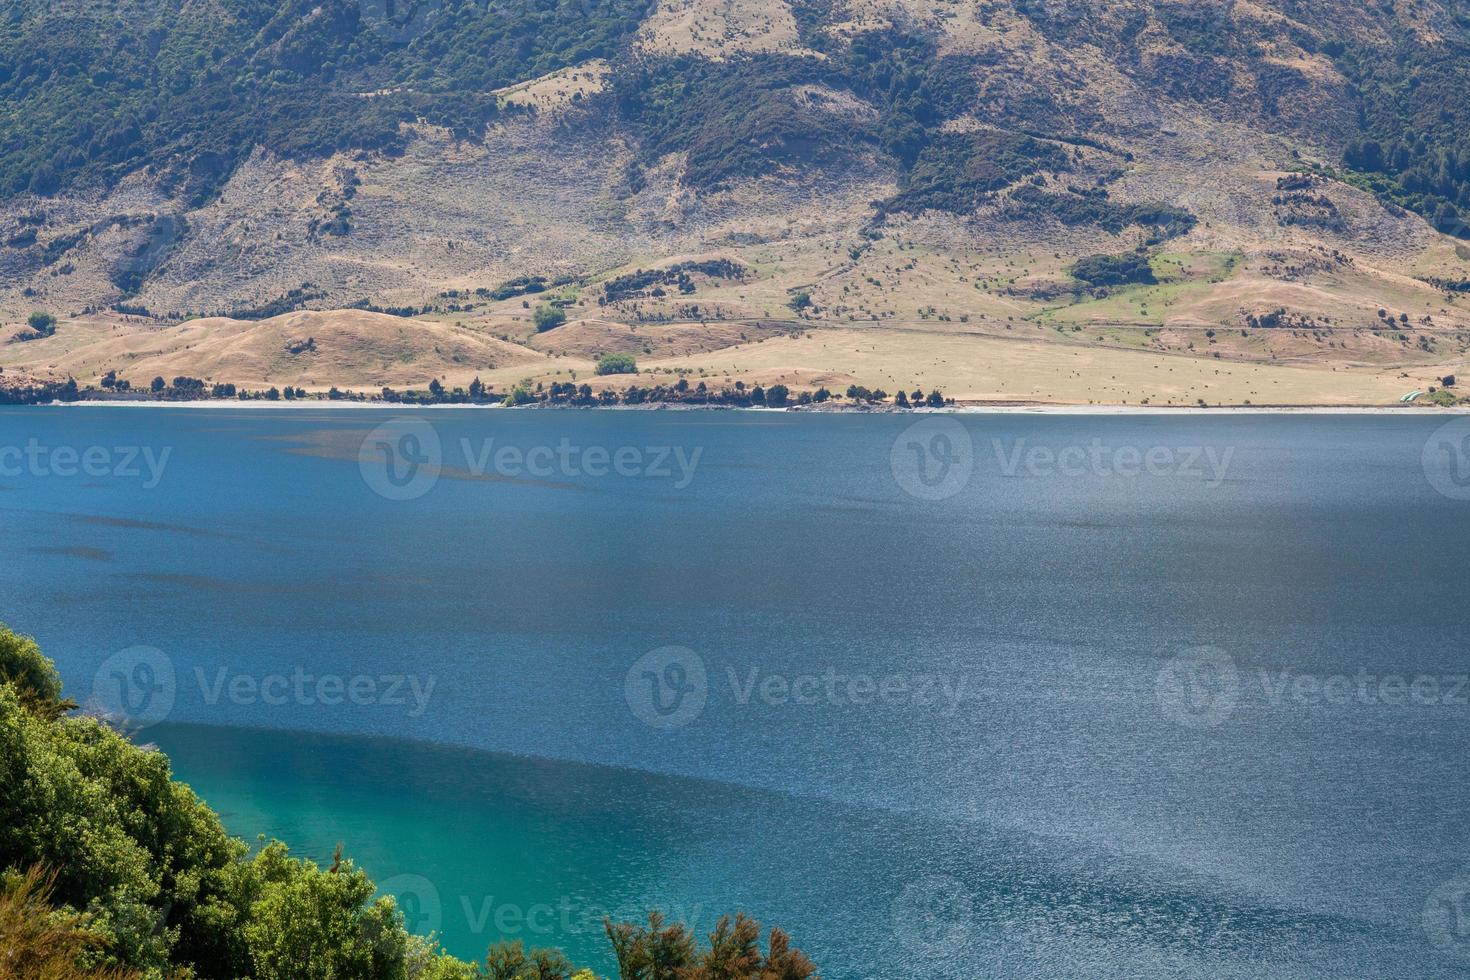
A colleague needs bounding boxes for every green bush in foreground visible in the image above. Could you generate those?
[0,622,819,979]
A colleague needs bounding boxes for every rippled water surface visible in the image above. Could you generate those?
[5,407,1470,978]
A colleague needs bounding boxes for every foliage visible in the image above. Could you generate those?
[1069,252,1157,287]
[603,912,816,980]
[1333,28,1470,238]
[0,624,65,712]
[533,304,568,332]
[243,842,409,980]
[602,261,745,304]
[482,940,573,980]
[26,311,56,335]
[1005,186,1197,239]
[594,353,637,376]
[0,865,139,980]
[883,131,1069,216]
[0,0,654,203]
[0,620,820,980]
[612,29,979,190]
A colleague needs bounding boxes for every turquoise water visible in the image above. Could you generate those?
[4,407,1470,977]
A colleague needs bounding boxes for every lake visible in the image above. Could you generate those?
[4,406,1470,978]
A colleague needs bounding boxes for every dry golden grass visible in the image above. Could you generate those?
[636,325,1450,406]
[0,866,139,980]
[1,309,545,390]
[636,0,806,57]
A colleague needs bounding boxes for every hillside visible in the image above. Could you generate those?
[2,0,1470,403]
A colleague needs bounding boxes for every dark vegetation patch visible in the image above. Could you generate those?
[1320,24,1470,236]
[613,29,981,190]
[1069,251,1157,287]
[881,131,1071,216]
[0,0,654,204]
[1005,185,1197,240]
[600,259,746,303]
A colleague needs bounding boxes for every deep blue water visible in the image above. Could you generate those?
[4,406,1470,978]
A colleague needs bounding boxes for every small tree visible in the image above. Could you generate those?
[27,311,56,336]
[150,376,166,393]
[595,354,637,376]
[533,304,567,332]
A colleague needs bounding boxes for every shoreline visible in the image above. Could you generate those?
[20,399,1470,415]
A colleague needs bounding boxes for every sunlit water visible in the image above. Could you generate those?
[5,406,1470,978]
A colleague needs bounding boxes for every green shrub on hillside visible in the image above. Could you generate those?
[533,304,568,332]
[595,353,637,376]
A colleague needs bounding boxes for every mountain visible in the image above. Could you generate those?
[2,0,1470,404]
